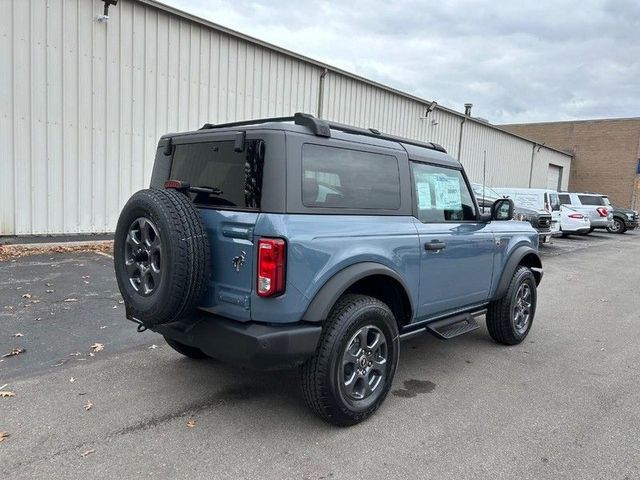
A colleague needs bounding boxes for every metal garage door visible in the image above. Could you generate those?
[547,165,563,190]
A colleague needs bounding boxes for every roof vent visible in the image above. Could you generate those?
[464,103,473,116]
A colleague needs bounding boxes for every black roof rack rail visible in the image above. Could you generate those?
[199,115,295,130]
[316,117,447,153]
[198,112,446,153]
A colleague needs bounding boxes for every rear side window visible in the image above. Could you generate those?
[578,195,605,206]
[411,162,476,222]
[558,194,571,204]
[302,144,400,209]
[170,140,264,209]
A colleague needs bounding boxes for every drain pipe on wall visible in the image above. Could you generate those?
[317,68,328,119]
[528,142,545,187]
[457,116,467,162]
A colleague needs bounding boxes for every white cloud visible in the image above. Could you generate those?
[161,0,640,123]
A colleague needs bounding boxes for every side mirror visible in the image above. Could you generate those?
[491,198,514,221]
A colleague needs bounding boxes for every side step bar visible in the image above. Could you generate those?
[399,310,486,341]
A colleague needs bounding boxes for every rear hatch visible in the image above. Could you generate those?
[156,133,269,321]
[575,194,612,225]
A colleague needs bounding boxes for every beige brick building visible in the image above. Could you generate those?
[500,118,640,209]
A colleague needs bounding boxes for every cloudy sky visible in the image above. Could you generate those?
[163,0,638,124]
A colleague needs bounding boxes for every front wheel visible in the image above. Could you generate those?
[607,218,626,234]
[486,266,537,345]
[301,294,399,426]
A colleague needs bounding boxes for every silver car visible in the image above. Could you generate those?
[557,192,614,233]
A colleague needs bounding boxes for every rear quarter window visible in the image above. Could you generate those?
[170,140,264,209]
[302,144,401,210]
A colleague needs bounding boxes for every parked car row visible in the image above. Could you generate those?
[473,185,638,238]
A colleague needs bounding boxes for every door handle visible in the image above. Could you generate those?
[425,240,446,251]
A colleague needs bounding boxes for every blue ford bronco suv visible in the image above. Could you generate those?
[114,113,542,426]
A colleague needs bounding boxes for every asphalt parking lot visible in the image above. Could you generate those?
[1,231,639,479]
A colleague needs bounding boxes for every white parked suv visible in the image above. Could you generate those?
[557,193,614,234]
[493,188,561,238]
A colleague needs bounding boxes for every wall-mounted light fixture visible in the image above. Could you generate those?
[96,0,118,22]
[420,101,438,120]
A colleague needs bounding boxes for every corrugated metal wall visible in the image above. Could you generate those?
[0,0,572,235]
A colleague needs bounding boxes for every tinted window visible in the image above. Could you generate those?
[170,140,264,209]
[302,144,400,209]
[578,195,605,206]
[412,163,476,222]
[548,193,561,211]
[558,194,571,204]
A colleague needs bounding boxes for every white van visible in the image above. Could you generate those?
[493,188,561,236]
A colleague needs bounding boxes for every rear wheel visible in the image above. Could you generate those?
[164,336,209,359]
[607,218,626,234]
[301,294,399,426]
[486,266,536,345]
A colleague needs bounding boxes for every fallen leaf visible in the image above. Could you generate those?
[4,305,14,310]
[0,391,16,398]
[69,377,75,383]
[112,305,117,309]
[81,448,95,457]
[81,276,90,279]
[12,333,24,337]
[148,344,158,350]
[31,299,40,304]
[0,432,9,443]
[99,326,107,329]
[64,298,78,302]
[2,348,25,358]
[21,293,32,299]
[83,400,93,411]
[118,300,124,304]
[16,286,23,290]
[35,317,42,321]
[46,283,53,287]
[46,289,54,293]
[186,418,196,428]
[84,281,90,284]
[90,343,104,353]
[88,352,95,357]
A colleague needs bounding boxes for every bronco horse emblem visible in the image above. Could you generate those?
[232,251,246,272]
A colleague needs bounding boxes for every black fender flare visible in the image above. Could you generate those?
[302,262,414,323]
[494,246,543,300]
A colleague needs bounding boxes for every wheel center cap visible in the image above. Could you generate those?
[135,250,149,263]
[358,355,368,368]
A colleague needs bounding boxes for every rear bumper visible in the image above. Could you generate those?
[590,218,613,228]
[151,312,321,370]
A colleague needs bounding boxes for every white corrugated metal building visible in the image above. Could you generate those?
[0,0,572,236]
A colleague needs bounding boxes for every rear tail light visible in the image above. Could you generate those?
[596,207,608,217]
[568,213,583,219]
[257,238,286,297]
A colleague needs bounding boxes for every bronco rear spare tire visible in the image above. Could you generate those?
[114,188,210,326]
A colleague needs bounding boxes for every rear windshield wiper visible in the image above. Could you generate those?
[164,180,223,196]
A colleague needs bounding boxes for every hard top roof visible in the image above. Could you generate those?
[162,113,460,168]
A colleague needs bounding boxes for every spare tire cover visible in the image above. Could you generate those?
[114,188,210,326]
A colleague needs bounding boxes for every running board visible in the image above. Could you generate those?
[426,313,480,340]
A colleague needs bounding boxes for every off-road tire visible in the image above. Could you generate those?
[486,266,537,345]
[164,336,209,359]
[114,188,210,326]
[607,218,626,234]
[301,294,400,427]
